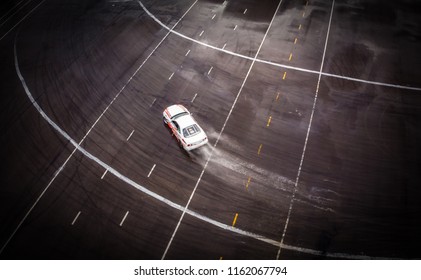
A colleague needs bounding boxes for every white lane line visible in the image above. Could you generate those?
[212,14,216,20]
[137,0,421,92]
[233,24,238,30]
[119,211,129,226]
[243,8,248,15]
[0,0,24,22]
[149,98,156,107]
[71,211,81,226]
[0,0,27,27]
[12,41,391,260]
[168,72,174,80]
[199,30,204,37]
[147,164,156,178]
[7,0,396,261]
[207,66,213,75]
[0,1,200,256]
[0,0,46,42]
[126,130,135,141]
[191,93,198,103]
[277,0,336,260]
[185,49,190,56]
[161,0,285,260]
[101,168,108,179]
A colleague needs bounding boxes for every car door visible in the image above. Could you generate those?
[172,120,182,142]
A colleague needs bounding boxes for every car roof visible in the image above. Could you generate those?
[175,114,196,128]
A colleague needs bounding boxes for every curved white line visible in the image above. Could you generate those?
[11,37,282,254]
[4,5,391,260]
[10,34,386,261]
[137,0,421,92]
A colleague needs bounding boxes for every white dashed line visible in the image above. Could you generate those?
[101,169,108,179]
[120,211,129,226]
[199,30,204,37]
[126,130,135,141]
[222,43,227,50]
[71,211,81,226]
[191,93,198,103]
[212,14,216,20]
[168,72,174,80]
[185,49,190,56]
[233,24,237,30]
[243,8,248,15]
[207,66,213,75]
[0,0,200,256]
[147,164,156,178]
[150,98,156,107]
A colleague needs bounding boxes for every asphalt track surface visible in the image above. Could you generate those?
[1,0,421,260]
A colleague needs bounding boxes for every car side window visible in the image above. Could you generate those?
[173,121,181,133]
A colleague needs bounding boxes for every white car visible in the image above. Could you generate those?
[163,104,208,151]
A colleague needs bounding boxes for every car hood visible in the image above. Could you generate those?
[166,105,186,119]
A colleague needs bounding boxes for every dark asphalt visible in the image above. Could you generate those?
[1,0,421,259]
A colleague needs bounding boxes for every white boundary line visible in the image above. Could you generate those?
[3,0,393,260]
[137,0,421,92]
[161,0,285,260]
[277,0,335,260]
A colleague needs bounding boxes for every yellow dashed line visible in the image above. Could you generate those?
[294,37,298,44]
[303,11,306,17]
[289,53,293,61]
[257,144,263,155]
[245,176,251,190]
[232,213,239,227]
[282,72,287,80]
[275,92,280,101]
[266,116,272,127]
[299,24,302,30]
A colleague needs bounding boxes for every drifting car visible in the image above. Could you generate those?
[163,104,208,151]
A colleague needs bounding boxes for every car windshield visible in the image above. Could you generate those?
[183,124,201,138]
[172,112,189,120]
